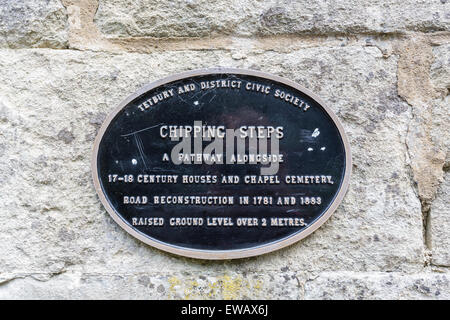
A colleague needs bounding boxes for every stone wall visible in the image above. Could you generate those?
[0,0,448,299]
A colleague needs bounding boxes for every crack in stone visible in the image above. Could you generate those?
[395,35,448,262]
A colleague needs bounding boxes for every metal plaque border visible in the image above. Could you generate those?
[91,68,352,260]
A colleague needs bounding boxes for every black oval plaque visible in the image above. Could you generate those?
[92,68,351,259]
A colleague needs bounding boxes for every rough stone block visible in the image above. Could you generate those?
[0,0,68,48]
[430,172,450,266]
[430,44,450,168]
[0,271,302,300]
[431,43,450,93]
[95,0,450,38]
[305,272,450,299]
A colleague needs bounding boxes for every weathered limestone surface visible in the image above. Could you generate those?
[0,0,448,300]
[0,271,302,300]
[396,37,447,214]
[431,43,450,168]
[305,272,450,300]
[427,43,450,267]
[430,172,450,266]
[0,45,423,285]
[432,43,450,94]
[0,0,68,48]
[95,0,449,38]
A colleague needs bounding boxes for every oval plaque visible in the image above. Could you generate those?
[92,68,351,259]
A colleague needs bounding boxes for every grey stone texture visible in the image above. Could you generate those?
[430,172,450,266]
[431,43,450,168]
[95,0,450,38]
[305,272,450,300]
[0,0,68,48]
[0,271,302,300]
[428,43,450,268]
[0,0,448,300]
